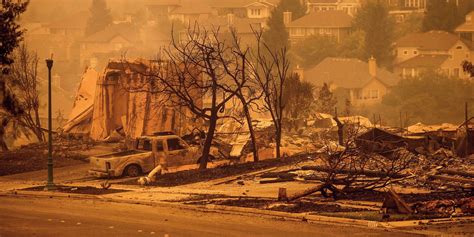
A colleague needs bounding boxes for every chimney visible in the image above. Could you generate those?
[283,11,292,26]
[368,56,376,77]
[227,13,235,26]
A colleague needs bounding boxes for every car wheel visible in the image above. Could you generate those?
[124,164,141,177]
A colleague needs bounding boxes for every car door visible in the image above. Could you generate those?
[165,137,192,167]
[153,139,167,167]
[136,138,154,172]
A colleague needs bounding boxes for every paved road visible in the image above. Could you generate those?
[0,196,420,237]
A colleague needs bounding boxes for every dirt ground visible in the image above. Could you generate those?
[0,147,87,176]
[22,185,129,195]
[0,137,120,176]
[119,154,312,187]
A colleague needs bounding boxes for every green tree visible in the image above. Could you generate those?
[85,0,113,36]
[338,30,365,59]
[282,73,314,119]
[263,0,306,50]
[291,35,339,68]
[0,0,28,151]
[353,0,394,67]
[394,12,423,39]
[317,83,337,114]
[382,71,474,125]
[422,0,459,32]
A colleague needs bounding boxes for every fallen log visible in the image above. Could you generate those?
[425,180,473,190]
[260,172,298,179]
[286,184,325,202]
[428,175,474,185]
[438,169,474,178]
[301,166,408,179]
[259,178,295,184]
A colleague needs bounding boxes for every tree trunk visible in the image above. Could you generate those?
[241,99,259,162]
[0,118,9,151]
[199,111,218,170]
[34,108,44,142]
[275,126,281,159]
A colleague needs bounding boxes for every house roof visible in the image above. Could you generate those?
[210,0,279,8]
[81,24,141,43]
[304,57,401,89]
[287,10,352,28]
[455,11,474,32]
[395,55,450,68]
[200,16,264,34]
[394,31,461,51]
[307,0,339,4]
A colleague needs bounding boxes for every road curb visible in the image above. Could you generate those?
[3,190,473,231]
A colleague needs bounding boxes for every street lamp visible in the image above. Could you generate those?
[45,56,55,190]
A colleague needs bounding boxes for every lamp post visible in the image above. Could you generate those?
[45,57,55,190]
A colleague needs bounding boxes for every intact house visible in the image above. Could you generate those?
[144,0,181,23]
[23,11,88,91]
[169,5,214,24]
[303,57,401,106]
[79,24,142,71]
[284,10,352,44]
[393,31,474,79]
[306,0,361,16]
[189,14,265,47]
[211,0,277,19]
[456,11,474,43]
[381,0,427,10]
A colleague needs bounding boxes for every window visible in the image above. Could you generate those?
[456,45,463,50]
[167,138,185,151]
[251,9,261,16]
[403,50,408,55]
[138,139,152,151]
[413,50,418,55]
[156,140,164,152]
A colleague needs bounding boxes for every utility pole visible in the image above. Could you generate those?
[45,56,55,190]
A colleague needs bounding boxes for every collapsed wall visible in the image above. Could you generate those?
[64,59,199,140]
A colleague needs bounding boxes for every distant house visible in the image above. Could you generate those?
[194,14,265,46]
[284,10,352,43]
[211,0,277,19]
[393,31,473,78]
[381,0,427,10]
[144,0,181,22]
[79,24,142,70]
[306,0,361,16]
[169,5,214,24]
[456,11,474,42]
[304,57,401,106]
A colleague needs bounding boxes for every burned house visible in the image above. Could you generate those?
[63,59,200,140]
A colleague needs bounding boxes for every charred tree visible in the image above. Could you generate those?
[249,30,290,160]
[143,24,251,169]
